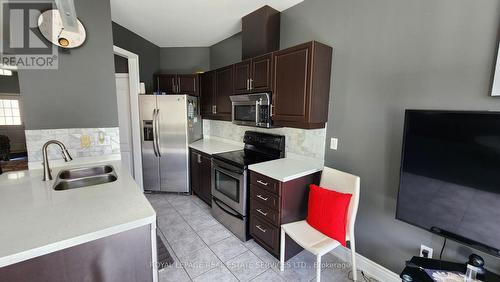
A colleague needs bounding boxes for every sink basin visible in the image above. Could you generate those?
[58,165,114,180]
[53,164,117,191]
[53,174,117,190]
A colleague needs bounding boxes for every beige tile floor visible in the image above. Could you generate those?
[146,193,359,282]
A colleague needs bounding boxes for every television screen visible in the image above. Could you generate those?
[397,110,500,255]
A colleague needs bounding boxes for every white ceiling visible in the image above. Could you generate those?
[110,0,303,47]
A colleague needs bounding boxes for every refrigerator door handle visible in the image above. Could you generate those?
[154,108,162,157]
[152,109,158,157]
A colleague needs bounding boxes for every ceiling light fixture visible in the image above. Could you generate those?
[37,0,86,49]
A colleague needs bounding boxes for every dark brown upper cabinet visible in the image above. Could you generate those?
[155,74,176,94]
[234,60,252,94]
[272,41,332,129]
[242,6,280,60]
[200,71,216,118]
[233,54,273,94]
[177,74,199,96]
[214,65,234,121]
[154,74,199,96]
[251,53,273,92]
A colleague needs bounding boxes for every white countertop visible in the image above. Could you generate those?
[0,159,156,267]
[189,136,243,155]
[248,157,324,182]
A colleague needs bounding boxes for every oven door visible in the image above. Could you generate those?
[211,159,247,215]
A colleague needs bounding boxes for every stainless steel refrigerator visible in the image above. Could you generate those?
[139,95,202,192]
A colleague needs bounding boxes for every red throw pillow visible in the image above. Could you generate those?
[306,184,352,246]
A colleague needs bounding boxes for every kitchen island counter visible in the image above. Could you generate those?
[0,159,156,270]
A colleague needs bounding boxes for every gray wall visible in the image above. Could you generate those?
[208,0,500,274]
[280,0,500,274]
[18,0,118,130]
[159,47,210,74]
[0,72,20,93]
[112,22,161,93]
[210,33,242,69]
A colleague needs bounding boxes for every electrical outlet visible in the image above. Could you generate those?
[420,245,433,258]
[330,138,339,150]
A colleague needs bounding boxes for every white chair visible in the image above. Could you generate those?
[280,167,360,282]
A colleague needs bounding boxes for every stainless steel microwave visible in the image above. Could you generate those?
[230,93,271,128]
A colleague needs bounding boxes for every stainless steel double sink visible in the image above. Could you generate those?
[53,165,118,191]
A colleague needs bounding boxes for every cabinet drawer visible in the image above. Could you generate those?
[250,185,279,210]
[250,216,279,254]
[250,172,279,194]
[250,199,279,226]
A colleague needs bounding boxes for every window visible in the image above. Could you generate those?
[0,99,21,125]
[0,69,12,76]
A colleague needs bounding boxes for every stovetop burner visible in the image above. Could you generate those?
[212,131,286,169]
[212,149,278,168]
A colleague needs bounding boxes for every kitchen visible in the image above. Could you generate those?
[0,1,345,281]
[2,0,500,281]
[137,4,337,281]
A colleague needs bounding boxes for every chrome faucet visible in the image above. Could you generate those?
[42,140,73,181]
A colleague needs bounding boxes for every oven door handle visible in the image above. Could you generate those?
[213,197,243,220]
[214,163,244,177]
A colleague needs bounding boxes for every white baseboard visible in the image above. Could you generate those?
[330,246,401,282]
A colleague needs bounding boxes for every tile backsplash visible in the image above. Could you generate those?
[203,120,326,161]
[25,127,120,162]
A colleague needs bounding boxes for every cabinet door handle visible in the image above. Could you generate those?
[214,105,217,114]
[256,180,268,186]
[171,78,175,92]
[256,194,268,201]
[250,78,253,90]
[197,154,201,163]
[270,104,274,117]
[256,225,267,233]
[256,209,268,216]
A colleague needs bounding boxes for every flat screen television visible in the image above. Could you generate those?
[397,110,500,257]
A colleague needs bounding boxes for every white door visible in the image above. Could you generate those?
[115,74,134,175]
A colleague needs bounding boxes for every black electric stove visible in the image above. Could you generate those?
[210,131,285,242]
[212,131,286,169]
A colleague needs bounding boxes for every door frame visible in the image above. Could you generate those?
[113,45,143,190]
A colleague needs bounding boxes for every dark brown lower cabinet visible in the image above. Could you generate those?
[249,171,321,260]
[190,149,212,206]
[0,225,153,282]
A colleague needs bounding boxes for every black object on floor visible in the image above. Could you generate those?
[157,234,174,269]
[400,256,500,282]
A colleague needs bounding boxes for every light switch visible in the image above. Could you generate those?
[330,138,339,150]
